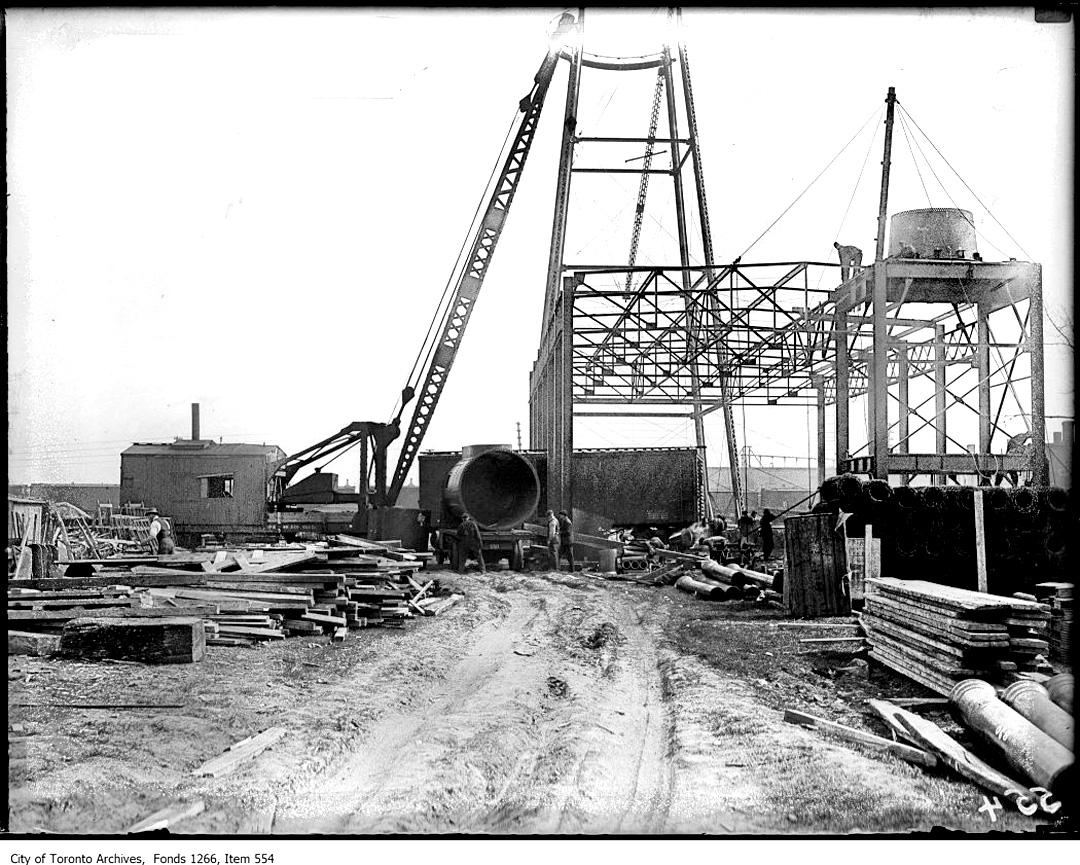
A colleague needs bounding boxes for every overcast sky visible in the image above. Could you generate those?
[7,7,1074,489]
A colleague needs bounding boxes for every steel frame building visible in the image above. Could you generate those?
[530,12,1046,518]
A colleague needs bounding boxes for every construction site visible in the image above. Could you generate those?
[6,7,1076,843]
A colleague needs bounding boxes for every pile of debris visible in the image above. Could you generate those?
[8,535,456,662]
[861,577,1053,695]
[612,545,784,606]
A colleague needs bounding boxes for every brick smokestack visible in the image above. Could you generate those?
[192,403,201,441]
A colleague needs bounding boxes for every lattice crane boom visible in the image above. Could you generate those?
[386,14,577,506]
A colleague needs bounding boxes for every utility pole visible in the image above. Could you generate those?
[871,86,896,480]
[516,421,522,451]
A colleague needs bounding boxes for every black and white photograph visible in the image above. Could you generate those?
[5,5,1076,849]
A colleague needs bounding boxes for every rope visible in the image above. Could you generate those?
[897,109,933,207]
[897,101,1032,260]
[389,104,522,421]
[737,102,883,262]
[833,104,883,245]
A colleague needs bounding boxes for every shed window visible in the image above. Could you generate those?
[199,475,234,498]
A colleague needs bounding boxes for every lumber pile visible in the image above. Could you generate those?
[9,535,453,654]
[1034,582,1073,663]
[862,578,1054,696]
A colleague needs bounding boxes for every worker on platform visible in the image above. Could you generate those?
[556,510,575,572]
[834,242,864,281]
[759,509,776,561]
[545,509,560,570]
[458,512,486,574]
[994,431,1034,487]
[146,510,162,555]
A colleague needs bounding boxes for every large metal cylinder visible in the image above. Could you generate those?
[950,679,1074,792]
[1001,680,1074,752]
[890,208,978,259]
[1047,673,1074,716]
[445,447,540,530]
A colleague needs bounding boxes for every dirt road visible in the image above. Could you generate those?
[7,567,1047,835]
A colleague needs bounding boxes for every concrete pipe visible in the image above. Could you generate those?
[920,486,945,510]
[893,486,918,510]
[950,679,1075,792]
[676,574,731,601]
[866,479,893,504]
[1046,487,1070,513]
[445,447,541,530]
[692,574,745,600]
[1001,680,1074,752]
[819,476,842,503]
[700,559,743,583]
[837,474,864,510]
[1012,487,1040,515]
[1047,674,1074,716]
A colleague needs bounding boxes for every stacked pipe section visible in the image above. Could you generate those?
[813,474,1072,595]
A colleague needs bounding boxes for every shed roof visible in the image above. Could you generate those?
[122,441,285,458]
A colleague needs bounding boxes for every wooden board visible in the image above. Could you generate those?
[192,728,287,778]
[864,596,1009,641]
[865,699,1044,812]
[126,799,205,834]
[8,630,61,656]
[58,616,206,664]
[863,625,984,676]
[783,709,937,768]
[860,614,1002,660]
[8,605,218,622]
[867,578,1051,614]
[783,513,850,618]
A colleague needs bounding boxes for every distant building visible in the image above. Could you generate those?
[709,465,818,518]
[1047,420,1073,488]
[6,483,121,516]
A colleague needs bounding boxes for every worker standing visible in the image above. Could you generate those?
[545,509,560,570]
[457,512,486,574]
[833,242,863,281]
[556,510,575,572]
[737,511,754,544]
[759,509,776,561]
[157,515,176,555]
[146,510,162,555]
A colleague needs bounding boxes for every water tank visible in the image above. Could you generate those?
[889,208,978,259]
[445,447,541,530]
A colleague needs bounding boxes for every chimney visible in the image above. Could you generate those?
[192,403,201,441]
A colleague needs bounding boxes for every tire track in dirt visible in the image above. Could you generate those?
[271,573,675,835]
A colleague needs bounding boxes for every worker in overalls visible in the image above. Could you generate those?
[545,510,560,570]
[457,512,486,574]
[834,242,863,281]
[158,515,176,555]
[146,510,162,555]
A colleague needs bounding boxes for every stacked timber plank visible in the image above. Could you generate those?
[9,535,448,655]
[862,578,1054,696]
[1035,582,1073,664]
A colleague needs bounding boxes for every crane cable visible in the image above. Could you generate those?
[389,103,524,423]
[897,101,1033,261]
[735,102,884,264]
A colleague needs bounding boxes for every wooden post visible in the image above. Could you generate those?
[973,489,987,593]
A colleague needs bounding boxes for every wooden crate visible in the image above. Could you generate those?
[783,513,850,618]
